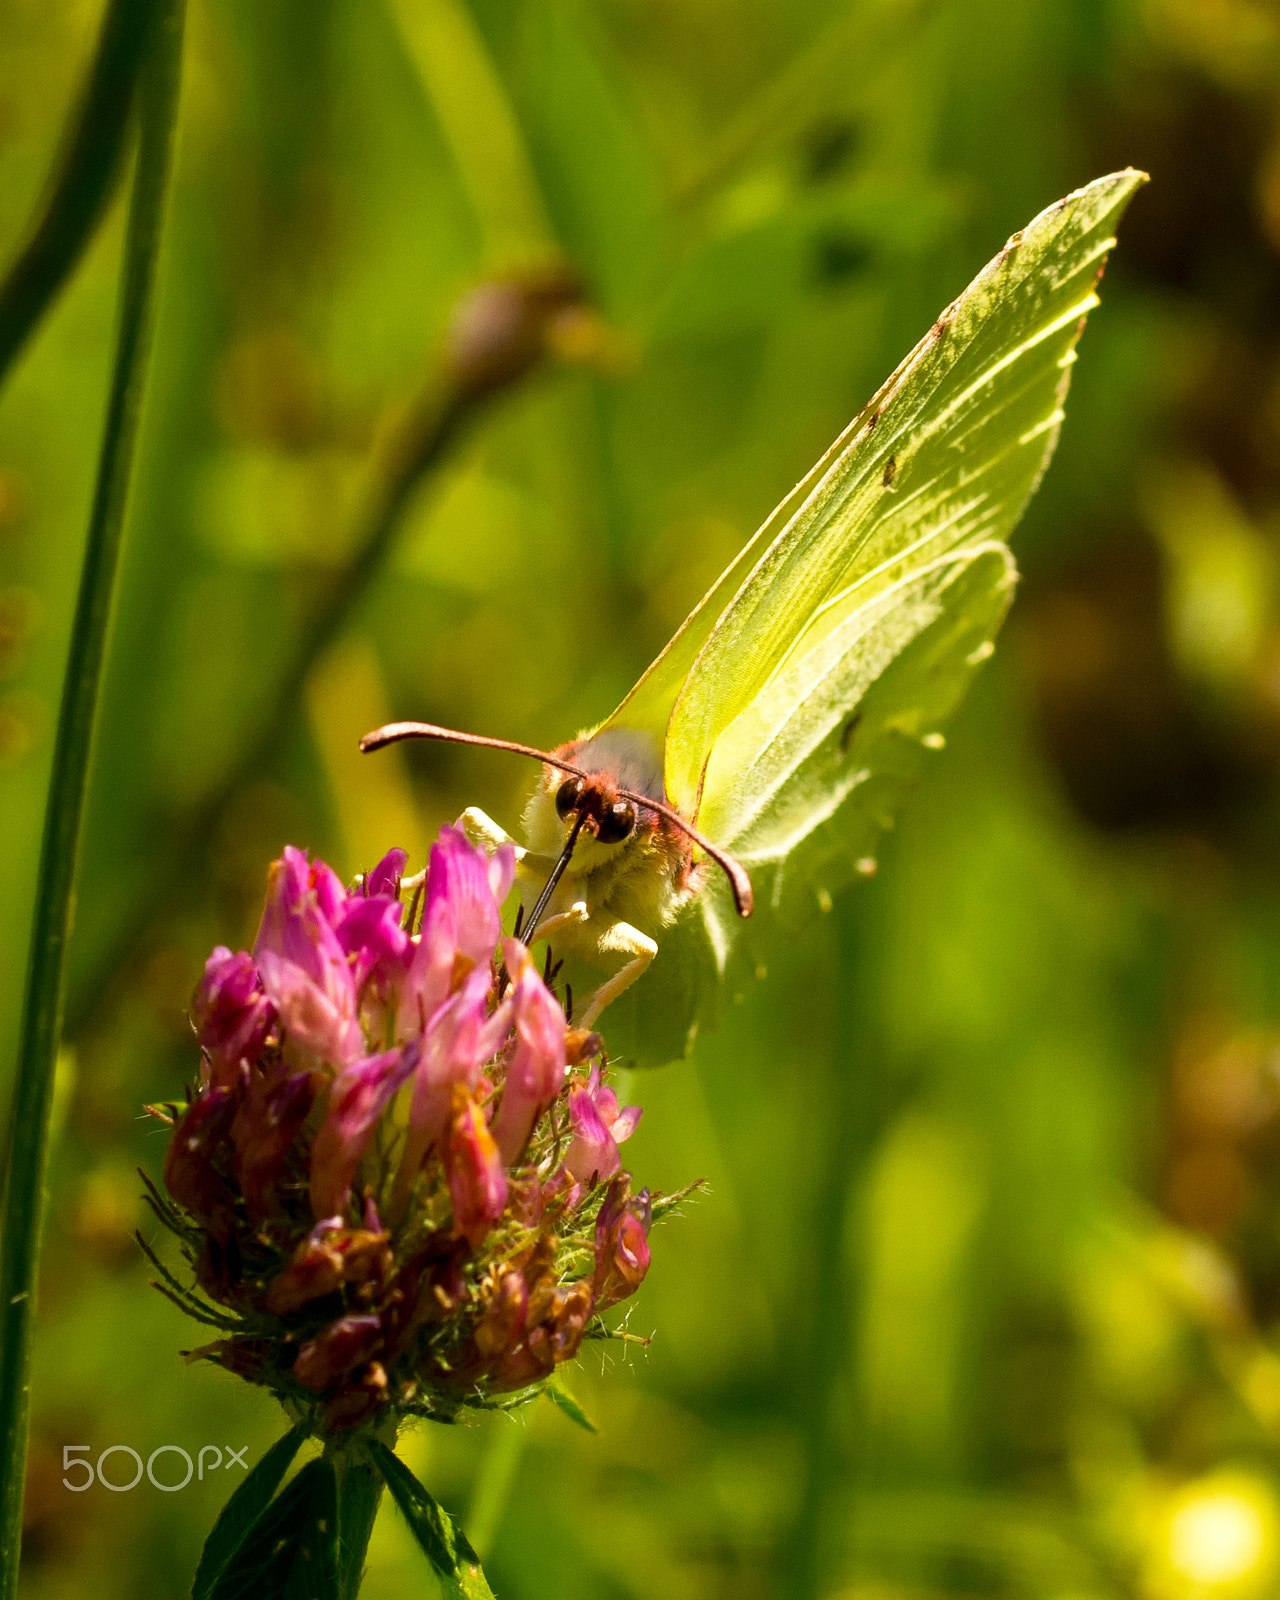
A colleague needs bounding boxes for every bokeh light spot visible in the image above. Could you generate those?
[1163,1475,1278,1592]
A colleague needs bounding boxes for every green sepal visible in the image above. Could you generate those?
[333,1454,384,1600]
[366,1438,496,1599]
[191,1425,306,1600]
[205,1456,339,1600]
[544,1375,598,1433]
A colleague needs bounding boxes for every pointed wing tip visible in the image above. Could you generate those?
[1014,170,1148,251]
[1000,169,1148,276]
[1061,168,1150,220]
[1086,166,1150,189]
[1060,168,1149,204]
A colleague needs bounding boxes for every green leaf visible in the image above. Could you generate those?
[544,1375,599,1433]
[367,1439,496,1599]
[283,1459,339,1600]
[191,1427,306,1600]
[207,1457,339,1600]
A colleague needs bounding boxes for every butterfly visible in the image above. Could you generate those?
[362,169,1146,1064]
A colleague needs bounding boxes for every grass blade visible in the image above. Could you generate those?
[0,5,186,1593]
[0,0,164,385]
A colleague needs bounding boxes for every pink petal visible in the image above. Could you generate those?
[254,851,343,972]
[232,1068,315,1221]
[292,1313,383,1392]
[309,1043,419,1219]
[593,1179,651,1309]
[253,849,360,1064]
[255,949,363,1069]
[193,946,275,1083]
[390,968,509,1215]
[365,848,408,899]
[446,1096,509,1248]
[611,1105,642,1144]
[564,1084,621,1185]
[163,1086,239,1239]
[491,939,567,1163]
[424,825,503,970]
[332,895,411,992]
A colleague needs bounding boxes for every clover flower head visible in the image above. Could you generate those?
[149,827,685,1435]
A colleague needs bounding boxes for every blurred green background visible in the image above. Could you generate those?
[5,0,1280,1595]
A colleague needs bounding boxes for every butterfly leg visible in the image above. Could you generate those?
[579,920,658,1029]
[530,901,590,942]
[458,806,528,864]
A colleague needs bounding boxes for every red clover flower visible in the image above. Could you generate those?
[146,827,683,1436]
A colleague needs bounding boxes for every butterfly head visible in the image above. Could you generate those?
[524,728,667,864]
[358,719,753,919]
[513,728,693,936]
[554,773,638,845]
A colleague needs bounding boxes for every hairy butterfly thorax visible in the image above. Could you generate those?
[522,729,702,934]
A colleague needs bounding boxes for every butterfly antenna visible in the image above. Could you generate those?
[359,720,591,778]
[360,719,755,917]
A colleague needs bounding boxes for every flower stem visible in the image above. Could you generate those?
[0,5,185,1591]
[0,0,165,386]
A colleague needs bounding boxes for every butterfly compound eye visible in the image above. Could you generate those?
[555,776,585,819]
[596,799,636,845]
